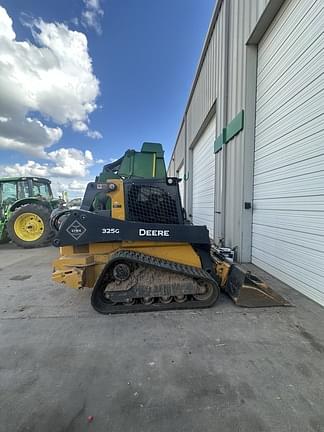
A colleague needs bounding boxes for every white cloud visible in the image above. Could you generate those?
[0,6,102,157]
[81,0,104,35]
[68,179,90,191]
[2,160,50,177]
[0,6,15,40]
[86,0,102,8]
[0,149,103,199]
[87,130,102,139]
[0,149,94,196]
[51,178,90,198]
[72,120,89,133]
[48,148,93,177]
[1,148,94,179]
[0,116,63,157]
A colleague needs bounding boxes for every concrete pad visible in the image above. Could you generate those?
[0,244,323,432]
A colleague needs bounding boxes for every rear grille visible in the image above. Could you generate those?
[127,184,180,224]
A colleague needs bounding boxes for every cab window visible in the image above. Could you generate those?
[17,180,29,199]
[32,182,51,198]
[1,182,17,203]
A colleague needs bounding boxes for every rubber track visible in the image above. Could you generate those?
[91,250,220,314]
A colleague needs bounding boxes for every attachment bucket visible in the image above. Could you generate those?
[224,265,291,307]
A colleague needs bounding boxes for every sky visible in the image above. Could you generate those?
[0,0,215,198]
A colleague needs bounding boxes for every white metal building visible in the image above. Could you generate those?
[168,0,324,305]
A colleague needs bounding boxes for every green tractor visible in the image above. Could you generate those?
[0,177,63,248]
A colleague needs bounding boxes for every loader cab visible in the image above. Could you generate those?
[80,143,185,223]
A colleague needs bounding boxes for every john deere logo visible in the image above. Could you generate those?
[66,220,87,240]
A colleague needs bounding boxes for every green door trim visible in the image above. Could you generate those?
[214,110,245,154]
[225,110,244,143]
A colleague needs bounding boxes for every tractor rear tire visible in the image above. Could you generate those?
[7,204,53,249]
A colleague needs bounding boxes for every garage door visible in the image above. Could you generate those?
[177,163,185,206]
[192,115,216,238]
[252,0,324,305]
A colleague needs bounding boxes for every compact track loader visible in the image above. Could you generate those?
[51,143,289,314]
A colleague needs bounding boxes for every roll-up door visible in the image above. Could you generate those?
[252,0,324,305]
[192,115,216,238]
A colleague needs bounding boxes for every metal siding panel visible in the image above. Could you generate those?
[214,150,223,239]
[226,0,271,119]
[225,134,243,248]
[224,0,245,250]
[187,29,217,145]
[174,122,185,169]
[171,0,271,157]
[215,4,226,138]
[224,0,270,253]
[214,4,226,243]
[192,116,216,238]
[252,0,324,305]
[177,164,185,206]
[169,0,272,249]
[168,158,175,177]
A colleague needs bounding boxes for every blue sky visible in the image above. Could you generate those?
[0,0,215,196]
